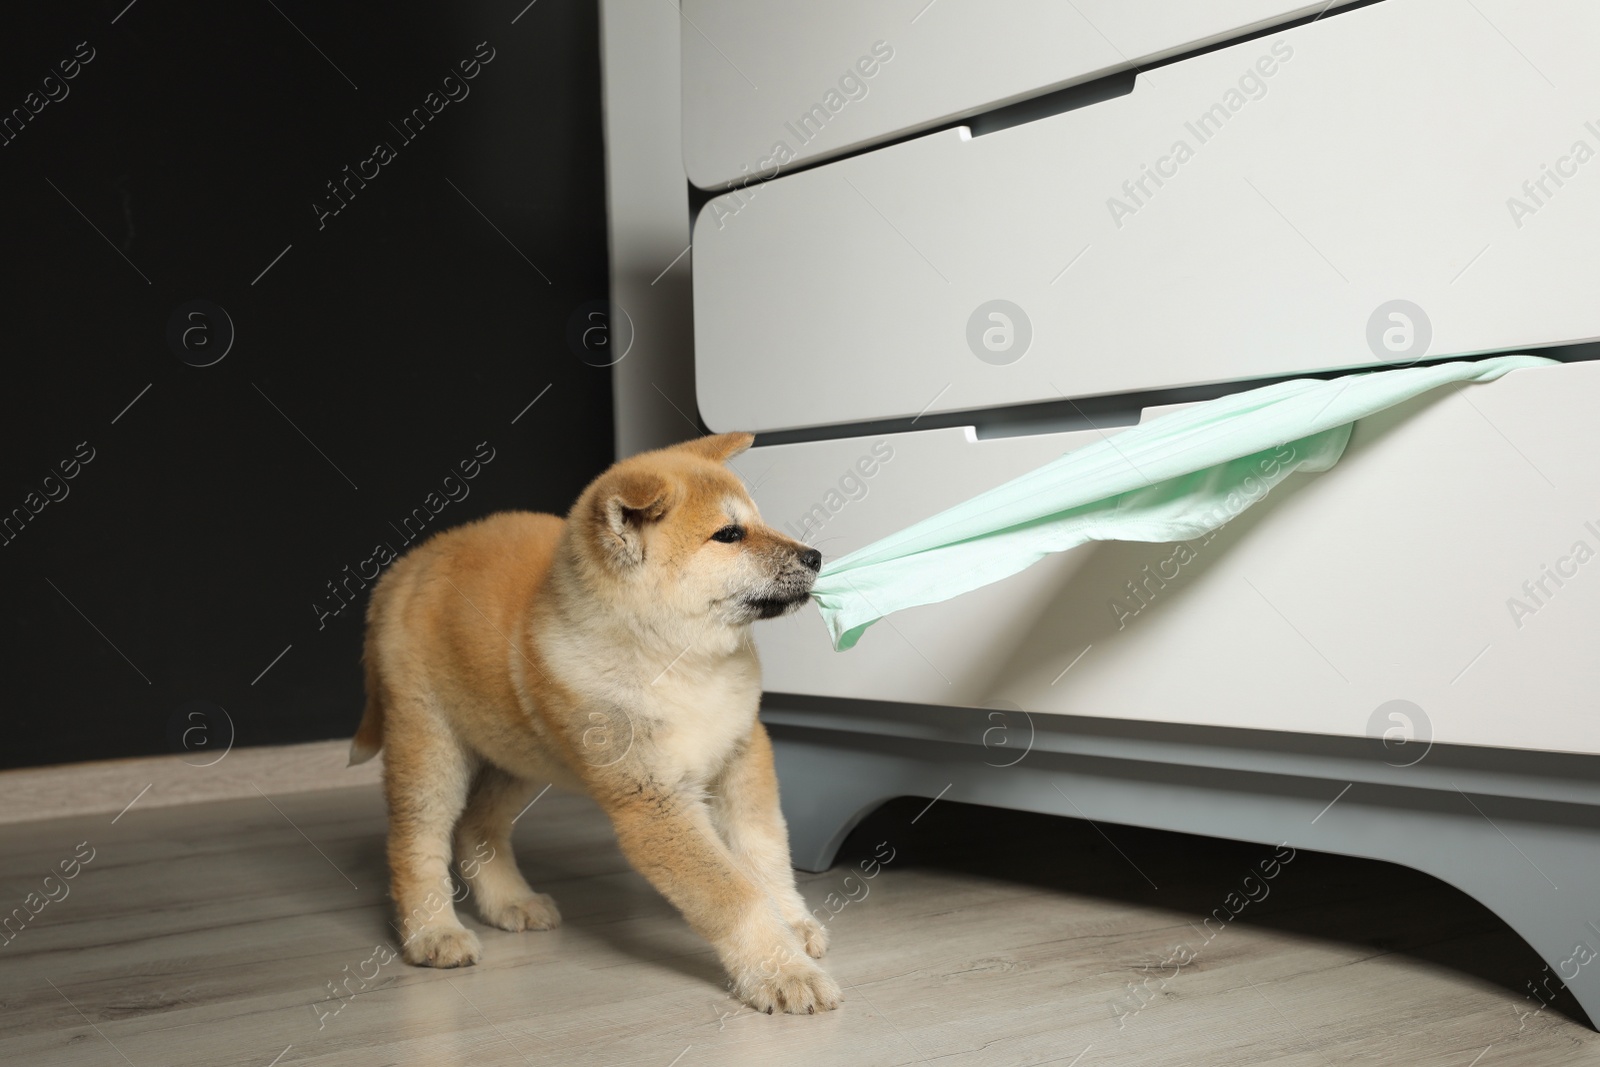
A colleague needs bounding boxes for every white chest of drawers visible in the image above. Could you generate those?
[604,0,1600,1029]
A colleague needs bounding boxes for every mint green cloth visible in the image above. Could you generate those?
[812,355,1555,651]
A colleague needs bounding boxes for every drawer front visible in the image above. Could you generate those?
[732,359,1600,756]
[695,0,1600,433]
[682,0,1356,188]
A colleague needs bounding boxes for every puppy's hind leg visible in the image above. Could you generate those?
[455,766,561,933]
[383,706,482,968]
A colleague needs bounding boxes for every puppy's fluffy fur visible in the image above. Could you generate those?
[351,432,840,1014]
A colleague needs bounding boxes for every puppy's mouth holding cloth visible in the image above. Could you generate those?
[807,355,1556,651]
[743,594,811,620]
[740,546,824,620]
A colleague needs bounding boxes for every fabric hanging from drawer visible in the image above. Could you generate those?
[811,355,1556,651]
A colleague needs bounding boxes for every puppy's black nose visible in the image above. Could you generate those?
[798,548,822,572]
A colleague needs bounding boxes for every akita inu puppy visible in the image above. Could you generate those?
[350,432,840,1013]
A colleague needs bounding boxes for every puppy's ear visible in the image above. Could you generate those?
[675,432,754,464]
[596,469,670,567]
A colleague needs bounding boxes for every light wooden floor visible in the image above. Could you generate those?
[1,783,1594,1066]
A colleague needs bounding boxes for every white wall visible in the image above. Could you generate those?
[599,0,700,458]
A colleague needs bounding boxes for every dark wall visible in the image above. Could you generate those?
[0,2,613,769]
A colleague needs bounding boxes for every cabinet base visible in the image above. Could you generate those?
[765,695,1600,1029]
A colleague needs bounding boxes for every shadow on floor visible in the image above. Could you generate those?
[836,795,1594,1031]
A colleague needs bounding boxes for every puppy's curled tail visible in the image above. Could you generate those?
[349,657,385,766]
[349,700,383,766]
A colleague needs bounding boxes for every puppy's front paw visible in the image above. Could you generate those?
[402,924,482,968]
[792,914,829,959]
[734,957,842,1015]
[479,892,561,932]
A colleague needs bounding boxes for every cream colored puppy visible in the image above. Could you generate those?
[351,432,840,1014]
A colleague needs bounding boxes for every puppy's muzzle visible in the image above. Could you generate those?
[744,546,823,619]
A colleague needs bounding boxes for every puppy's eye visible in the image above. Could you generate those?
[709,524,744,544]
